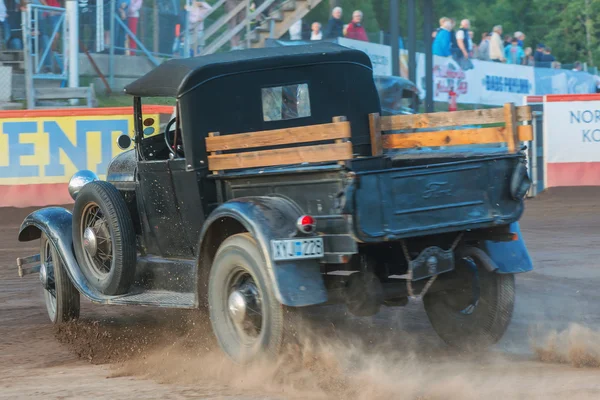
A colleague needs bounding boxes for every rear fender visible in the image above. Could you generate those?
[18,207,121,304]
[479,222,533,274]
[198,196,328,307]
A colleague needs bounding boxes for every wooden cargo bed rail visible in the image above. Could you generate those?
[368,103,533,156]
[206,116,352,173]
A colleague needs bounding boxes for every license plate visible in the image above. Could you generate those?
[271,238,324,261]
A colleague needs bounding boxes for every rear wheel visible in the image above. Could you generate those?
[423,247,515,350]
[40,233,80,324]
[208,233,296,364]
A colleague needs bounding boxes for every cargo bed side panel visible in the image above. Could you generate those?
[353,156,524,241]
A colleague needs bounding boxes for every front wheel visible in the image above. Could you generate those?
[423,247,515,350]
[208,233,295,364]
[40,233,80,324]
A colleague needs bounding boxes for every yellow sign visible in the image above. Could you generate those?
[0,113,160,185]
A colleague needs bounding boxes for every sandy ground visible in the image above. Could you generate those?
[2,188,600,399]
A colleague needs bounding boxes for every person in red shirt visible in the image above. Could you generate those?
[344,10,368,42]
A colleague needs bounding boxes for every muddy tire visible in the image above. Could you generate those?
[208,233,296,364]
[40,233,80,324]
[72,181,136,295]
[423,248,515,350]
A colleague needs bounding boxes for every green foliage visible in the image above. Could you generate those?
[303,0,597,65]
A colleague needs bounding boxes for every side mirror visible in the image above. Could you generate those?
[117,134,132,150]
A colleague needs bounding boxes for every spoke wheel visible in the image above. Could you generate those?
[80,202,114,279]
[209,233,296,364]
[40,233,80,324]
[72,181,136,296]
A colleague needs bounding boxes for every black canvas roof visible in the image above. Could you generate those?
[124,42,373,98]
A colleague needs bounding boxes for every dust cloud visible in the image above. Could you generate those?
[53,308,600,400]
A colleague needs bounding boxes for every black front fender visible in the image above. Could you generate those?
[18,207,126,304]
[198,196,328,307]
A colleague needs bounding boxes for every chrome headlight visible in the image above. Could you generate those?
[68,170,99,200]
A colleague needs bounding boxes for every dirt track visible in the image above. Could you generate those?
[2,188,600,399]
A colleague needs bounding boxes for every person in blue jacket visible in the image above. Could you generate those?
[432,18,452,57]
[505,37,524,64]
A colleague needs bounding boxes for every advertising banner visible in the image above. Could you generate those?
[0,106,172,207]
[542,95,600,187]
[336,37,392,76]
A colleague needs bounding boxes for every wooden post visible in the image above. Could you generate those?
[333,116,349,166]
[368,113,383,156]
[503,103,519,153]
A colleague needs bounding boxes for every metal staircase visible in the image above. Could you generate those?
[200,0,322,56]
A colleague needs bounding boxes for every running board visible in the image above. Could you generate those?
[106,288,196,308]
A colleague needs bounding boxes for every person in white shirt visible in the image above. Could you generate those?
[186,0,212,56]
[288,19,302,41]
[489,25,506,63]
[310,22,322,40]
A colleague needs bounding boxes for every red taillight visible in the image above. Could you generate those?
[297,215,316,234]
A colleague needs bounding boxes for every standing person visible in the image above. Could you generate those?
[534,43,545,63]
[432,17,451,57]
[539,46,555,68]
[503,34,511,48]
[78,0,96,52]
[449,18,459,59]
[310,22,322,40]
[127,0,142,54]
[225,0,245,50]
[323,6,343,39]
[572,61,583,71]
[504,37,524,64]
[454,19,472,68]
[344,10,368,41]
[1,0,10,49]
[186,0,211,55]
[514,31,525,47]
[477,32,490,61]
[522,47,535,66]
[489,25,505,62]
[468,30,475,57]
[114,0,128,55]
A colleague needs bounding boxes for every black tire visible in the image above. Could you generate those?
[208,233,295,364]
[72,181,136,295]
[423,248,515,350]
[41,233,80,323]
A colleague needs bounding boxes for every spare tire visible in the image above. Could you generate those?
[72,181,136,295]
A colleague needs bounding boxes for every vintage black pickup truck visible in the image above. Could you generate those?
[16,43,533,364]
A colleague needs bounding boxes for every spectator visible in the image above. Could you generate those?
[503,34,511,48]
[432,17,451,57]
[0,0,9,49]
[114,1,128,55]
[539,46,555,67]
[127,0,142,54]
[534,43,545,63]
[225,0,245,50]
[323,6,343,39]
[449,18,458,58]
[186,0,212,55]
[345,10,368,42]
[505,37,524,64]
[468,30,475,57]
[310,22,322,40]
[455,19,472,60]
[523,47,535,66]
[551,61,561,69]
[514,31,525,47]
[288,19,302,40]
[489,25,505,62]
[572,61,583,71]
[477,32,490,61]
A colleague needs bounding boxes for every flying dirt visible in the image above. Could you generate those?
[2,188,600,399]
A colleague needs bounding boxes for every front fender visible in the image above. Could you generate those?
[480,222,533,274]
[18,207,123,304]
[199,196,328,307]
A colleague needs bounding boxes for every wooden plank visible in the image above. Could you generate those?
[206,121,350,152]
[518,125,533,142]
[35,87,90,100]
[368,113,383,156]
[382,127,509,149]
[208,142,352,171]
[332,116,349,166]
[504,103,518,153]
[380,105,532,131]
